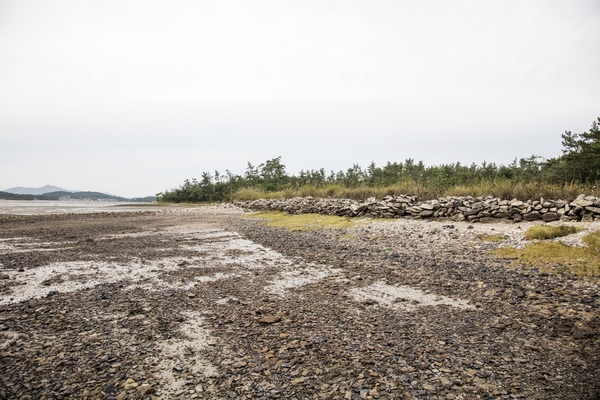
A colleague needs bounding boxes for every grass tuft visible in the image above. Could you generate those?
[477,234,507,242]
[245,212,367,231]
[583,230,600,248]
[524,225,582,240]
[493,230,600,279]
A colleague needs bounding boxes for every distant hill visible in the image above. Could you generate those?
[4,185,74,195]
[0,191,155,203]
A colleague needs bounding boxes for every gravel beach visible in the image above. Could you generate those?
[0,205,598,399]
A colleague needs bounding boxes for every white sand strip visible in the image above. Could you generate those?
[350,281,474,311]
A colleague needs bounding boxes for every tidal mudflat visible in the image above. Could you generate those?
[0,204,598,399]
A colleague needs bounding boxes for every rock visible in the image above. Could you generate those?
[258,315,281,324]
[0,275,9,280]
[122,378,138,390]
[291,376,308,385]
[3,203,600,400]
[450,213,465,222]
[572,194,594,207]
[439,377,452,387]
[422,383,436,391]
[582,213,594,222]
[523,211,542,221]
[542,212,558,222]
[137,384,153,395]
[236,194,599,222]
[104,385,118,394]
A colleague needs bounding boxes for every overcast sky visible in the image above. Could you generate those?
[1,0,599,197]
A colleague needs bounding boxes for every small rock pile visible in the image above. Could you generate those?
[234,193,600,222]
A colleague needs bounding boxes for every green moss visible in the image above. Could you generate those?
[493,230,600,279]
[524,225,582,240]
[246,212,368,231]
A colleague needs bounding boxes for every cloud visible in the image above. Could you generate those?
[1,0,599,196]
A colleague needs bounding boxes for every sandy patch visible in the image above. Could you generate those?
[215,296,240,305]
[154,311,219,398]
[0,237,71,253]
[350,281,474,311]
[365,217,600,250]
[265,266,343,296]
[1,228,301,305]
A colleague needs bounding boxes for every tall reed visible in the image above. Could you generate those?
[232,181,598,202]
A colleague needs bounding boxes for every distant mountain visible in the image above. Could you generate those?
[0,190,156,203]
[4,185,75,195]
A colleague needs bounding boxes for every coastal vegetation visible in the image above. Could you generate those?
[523,225,583,240]
[157,118,600,203]
[494,230,600,279]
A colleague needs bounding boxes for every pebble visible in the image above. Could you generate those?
[0,208,598,399]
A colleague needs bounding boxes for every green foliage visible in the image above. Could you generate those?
[545,118,600,183]
[0,191,35,200]
[158,118,600,203]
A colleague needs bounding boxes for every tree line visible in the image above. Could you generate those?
[157,118,600,203]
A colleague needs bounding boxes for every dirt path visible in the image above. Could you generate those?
[0,207,598,400]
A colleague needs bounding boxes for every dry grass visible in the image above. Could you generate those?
[232,181,598,202]
[245,212,368,231]
[477,234,507,242]
[156,202,216,207]
[231,188,282,201]
[443,181,597,201]
[524,225,583,240]
[493,230,600,279]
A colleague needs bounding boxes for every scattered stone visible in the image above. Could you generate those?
[258,315,281,324]
[0,206,598,400]
[136,384,152,395]
[234,194,599,222]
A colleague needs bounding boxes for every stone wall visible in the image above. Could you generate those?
[234,194,600,223]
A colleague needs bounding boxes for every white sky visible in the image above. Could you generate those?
[1,0,599,197]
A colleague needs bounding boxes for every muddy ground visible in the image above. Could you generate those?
[0,207,599,400]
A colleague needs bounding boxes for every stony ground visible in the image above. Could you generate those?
[0,206,599,400]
